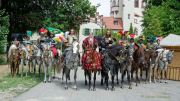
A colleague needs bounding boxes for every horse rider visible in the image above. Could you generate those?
[82,33,101,70]
[8,39,20,59]
[154,38,162,50]
[82,33,98,52]
[136,37,146,50]
[146,38,155,50]
[67,29,78,46]
[104,30,113,48]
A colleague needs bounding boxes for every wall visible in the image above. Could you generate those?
[79,22,101,53]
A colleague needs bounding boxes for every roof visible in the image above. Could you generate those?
[102,17,123,30]
[160,34,180,46]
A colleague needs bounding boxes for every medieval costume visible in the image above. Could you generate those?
[81,34,102,70]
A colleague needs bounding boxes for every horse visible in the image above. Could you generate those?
[42,44,53,83]
[63,41,80,90]
[31,43,43,79]
[82,37,102,91]
[19,43,29,77]
[142,49,157,83]
[131,45,145,86]
[156,49,174,83]
[101,45,123,90]
[8,47,20,77]
[53,48,63,79]
[120,45,134,89]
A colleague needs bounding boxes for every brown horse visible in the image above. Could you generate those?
[9,48,20,77]
[142,49,157,83]
[131,45,145,86]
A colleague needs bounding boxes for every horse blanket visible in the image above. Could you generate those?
[82,36,102,70]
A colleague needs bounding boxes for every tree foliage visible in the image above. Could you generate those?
[0,9,9,53]
[1,0,96,40]
[129,23,134,34]
[143,0,180,37]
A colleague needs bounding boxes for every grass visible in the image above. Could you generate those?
[0,73,42,94]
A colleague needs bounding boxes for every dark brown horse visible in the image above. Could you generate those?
[131,45,145,86]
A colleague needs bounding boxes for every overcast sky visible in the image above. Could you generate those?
[89,0,110,17]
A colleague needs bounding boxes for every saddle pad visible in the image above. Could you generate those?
[51,47,57,57]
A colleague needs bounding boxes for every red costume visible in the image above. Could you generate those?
[81,36,102,70]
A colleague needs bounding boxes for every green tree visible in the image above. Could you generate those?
[129,23,133,34]
[0,9,9,53]
[2,0,96,40]
[142,0,180,37]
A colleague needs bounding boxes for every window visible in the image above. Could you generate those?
[114,20,118,25]
[128,14,130,19]
[134,0,139,8]
[134,19,138,24]
[112,0,116,6]
[83,28,90,36]
[115,10,118,15]
[141,0,145,8]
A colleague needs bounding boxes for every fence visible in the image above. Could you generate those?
[167,66,180,81]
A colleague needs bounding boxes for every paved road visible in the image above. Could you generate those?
[14,69,180,101]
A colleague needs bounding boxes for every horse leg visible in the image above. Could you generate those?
[135,68,140,86]
[145,68,148,83]
[105,72,109,90]
[101,70,104,85]
[121,70,126,88]
[93,71,97,91]
[62,67,65,84]
[64,68,70,90]
[43,62,47,83]
[111,75,115,91]
[33,60,36,79]
[73,68,78,90]
[149,65,152,83]
[84,70,88,85]
[116,67,119,85]
[127,70,132,89]
[21,59,23,77]
[88,71,92,91]
[164,69,167,83]
[140,67,143,80]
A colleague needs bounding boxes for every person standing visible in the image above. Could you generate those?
[67,29,78,46]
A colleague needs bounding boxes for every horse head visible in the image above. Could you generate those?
[166,50,174,64]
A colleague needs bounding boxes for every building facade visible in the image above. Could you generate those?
[110,0,145,36]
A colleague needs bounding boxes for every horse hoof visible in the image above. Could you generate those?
[43,81,46,83]
[111,87,115,91]
[93,88,96,91]
[89,87,93,91]
[136,84,138,86]
[64,86,68,90]
[165,81,168,84]
[120,86,123,89]
[85,81,87,85]
[117,82,119,85]
[106,87,109,90]
[129,86,132,89]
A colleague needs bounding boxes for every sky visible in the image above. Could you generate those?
[89,0,110,17]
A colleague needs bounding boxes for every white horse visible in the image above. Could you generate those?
[42,44,53,83]
[154,48,174,83]
[19,44,29,77]
[63,40,80,90]
[31,43,43,79]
